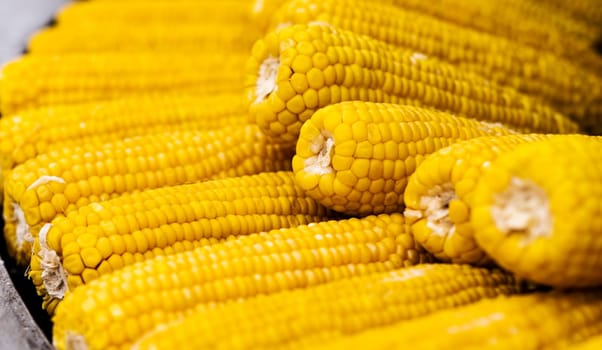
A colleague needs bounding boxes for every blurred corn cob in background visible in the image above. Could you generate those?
[318,289,602,350]
[132,264,525,350]
[52,213,431,349]
[0,93,248,187]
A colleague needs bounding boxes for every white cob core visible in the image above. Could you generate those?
[418,184,456,237]
[255,56,279,103]
[39,223,69,299]
[303,131,335,175]
[492,176,552,240]
[12,203,32,249]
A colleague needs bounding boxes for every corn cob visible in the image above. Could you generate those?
[292,101,517,216]
[270,0,602,125]
[28,171,332,313]
[246,24,577,147]
[132,264,524,350]
[56,0,283,31]
[471,135,602,287]
[0,93,247,183]
[0,52,246,115]
[529,0,602,32]
[387,0,600,65]
[571,334,602,350]
[52,213,432,349]
[3,125,292,265]
[56,1,252,26]
[404,134,550,265]
[319,289,602,350]
[28,22,261,54]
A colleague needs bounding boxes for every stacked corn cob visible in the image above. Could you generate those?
[0,0,601,349]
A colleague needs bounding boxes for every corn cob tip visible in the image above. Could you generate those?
[491,177,553,241]
[37,223,69,300]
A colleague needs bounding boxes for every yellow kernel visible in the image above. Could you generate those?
[307,68,325,89]
[39,201,57,221]
[62,254,85,275]
[312,52,329,70]
[290,73,309,93]
[81,268,99,283]
[291,54,313,74]
[284,94,305,115]
[302,89,319,109]
[80,247,102,268]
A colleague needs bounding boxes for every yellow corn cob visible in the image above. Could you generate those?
[525,0,602,32]
[319,289,602,350]
[132,264,525,350]
[571,334,602,350]
[270,0,602,126]
[52,213,432,349]
[292,101,517,216]
[28,171,332,313]
[3,125,292,265]
[55,1,252,26]
[56,0,283,31]
[387,0,600,65]
[403,134,550,265]
[246,24,577,147]
[0,52,246,115]
[28,22,261,54]
[0,93,247,182]
[470,135,602,287]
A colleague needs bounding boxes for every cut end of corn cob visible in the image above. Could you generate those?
[491,177,553,241]
[255,56,280,104]
[293,101,514,216]
[37,223,69,300]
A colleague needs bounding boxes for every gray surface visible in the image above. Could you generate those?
[0,0,68,65]
[1,2,68,349]
[0,259,53,350]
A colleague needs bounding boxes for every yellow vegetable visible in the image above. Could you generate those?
[52,213,431,350]
[132,264,524,350]
[471,135,602,287]
[28,171,332,313]
[292,101,515,216]
[403,134,549,265]
[246,24,577,147]
[3,125,292,265]
[319,289,602,350]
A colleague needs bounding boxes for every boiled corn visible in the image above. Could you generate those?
[319,289,602,350]
[292,101,516,216]
[132,264,524,350]
[246,24,577,146]
[0,52,246,115]
[270,0,602,126]
[28,171,332,313]
[52,213,431,349]
[3,125,292,264]
[471,135,602,287]
[404,134,549,265]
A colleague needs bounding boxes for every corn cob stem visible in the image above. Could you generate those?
[3,125,292,265]
[319,289,602,350]
[246,24,578,147]
[403,134,549,265]
[28,172,332,313]
[52,213,432,350]
[270,0,602,125]
[471,135,602,287]
[292,101,515,216]
[132,264,525,350]
[0,52,247,115]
